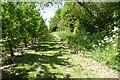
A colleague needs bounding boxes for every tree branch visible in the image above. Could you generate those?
[76,1,97,19]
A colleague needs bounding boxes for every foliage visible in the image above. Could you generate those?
[60,2,80,32]
[49,8,62,32]
[2,2,48,56]
[52,31,71,41]
[49,2,119,72]
[50,2,120,34]
[84,38,119,71]
[2,1,120,79]
[2,41,98,78]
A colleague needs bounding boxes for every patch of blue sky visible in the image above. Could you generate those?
[36,2,64,27]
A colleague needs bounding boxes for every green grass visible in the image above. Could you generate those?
[51,31,71,41]
[83,42,119,71]
[52,31,119,72]
[2,32,118,79]
[2,40,98,79]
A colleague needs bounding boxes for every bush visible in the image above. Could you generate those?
[83,37,119,71]
[60,30,119,71]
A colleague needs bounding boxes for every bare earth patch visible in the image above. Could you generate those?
[70,54,118,78]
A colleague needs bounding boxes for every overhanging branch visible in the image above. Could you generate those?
[76,1,97,19]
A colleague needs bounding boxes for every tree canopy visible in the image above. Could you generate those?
[2,2,48,56]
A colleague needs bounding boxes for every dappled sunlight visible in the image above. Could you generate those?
[2,39,118,78]
[2,41,72,78]
[2,1,119,79]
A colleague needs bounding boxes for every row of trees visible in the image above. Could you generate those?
[49,2,119,35]
[2,2,48,56]
[49,2,119,71]
[49,2,119,49]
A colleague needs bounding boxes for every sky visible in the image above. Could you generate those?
[36,3,64,27]
[40,7,57,27]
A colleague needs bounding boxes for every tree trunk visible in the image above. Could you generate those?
[23,37,27,47]
[31,39,34,44]
[8,39,14,56]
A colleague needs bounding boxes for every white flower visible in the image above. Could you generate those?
[99,43,102,46]
[107,38,112,42]
[112,35,116,38]
[114,53,118,56]
[112,27,119,32]
[95,26,98,28]
[92,45,95,47]
[101,40,105,43]
[113,44,117,47]
[104,36,109,41]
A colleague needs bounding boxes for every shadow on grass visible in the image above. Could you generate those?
[35,46,64,52]
[28,42,67,52]
[2,50,71,79]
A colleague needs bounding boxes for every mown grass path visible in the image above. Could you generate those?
[2,35,118,79]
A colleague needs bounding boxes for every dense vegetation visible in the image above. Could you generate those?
[49,2,119,71]
[2,2,48,57]
[1,1,119,79]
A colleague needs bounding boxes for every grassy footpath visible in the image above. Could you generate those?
[53,32,119,72]
[2,32,118,79]
[2,41,96,78]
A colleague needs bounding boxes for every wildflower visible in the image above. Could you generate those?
[113,44,117,47]
[112,27,119,32]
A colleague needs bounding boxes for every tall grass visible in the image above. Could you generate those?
[56,31,119,71]
[84,38,119,71]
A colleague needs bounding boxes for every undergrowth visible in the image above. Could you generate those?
[55,31,119,72]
